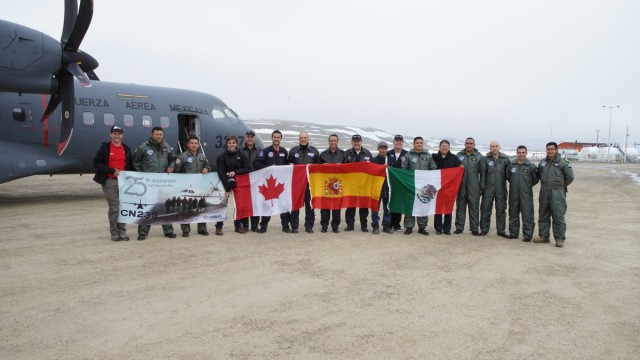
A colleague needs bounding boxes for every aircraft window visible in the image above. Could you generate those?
[104,113,115,126]
[12,108,26,122]
[160,116,170,128]
[124,114,134,127]
[211,108,226,119]
[223,108,238,119]
[83,112,95,125]
[142,115,152,127]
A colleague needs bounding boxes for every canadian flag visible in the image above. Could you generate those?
[233,165,308,219]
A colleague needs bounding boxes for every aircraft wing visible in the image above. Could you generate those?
[0,141,83,184]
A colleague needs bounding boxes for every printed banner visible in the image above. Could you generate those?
[308,162,387,211]
[117,171,228,225]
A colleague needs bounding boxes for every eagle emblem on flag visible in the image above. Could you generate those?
[324,177,343,196]
[416,184,437,204]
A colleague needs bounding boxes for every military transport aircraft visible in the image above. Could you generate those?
[0,0,262,184]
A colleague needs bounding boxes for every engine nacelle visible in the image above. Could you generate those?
[0,19,61,94]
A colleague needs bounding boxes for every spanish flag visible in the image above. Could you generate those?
[308,162,387,211]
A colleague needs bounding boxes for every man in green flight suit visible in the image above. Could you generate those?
[480,140,510,237]
[534,141,574,247]
[401,136,438,235]
[507,145,539,241]
[132,126,177,240]
[455,137,486,236]
[174,136,213,237]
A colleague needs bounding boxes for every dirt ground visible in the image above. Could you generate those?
[1,162,638,359]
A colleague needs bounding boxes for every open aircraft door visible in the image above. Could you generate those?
[177,114,202,155]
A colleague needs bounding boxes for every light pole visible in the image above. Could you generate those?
[603,105,621,163]
[596,129,600,145]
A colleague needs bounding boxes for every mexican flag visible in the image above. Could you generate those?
[233,165,308,219]
[388,167,463,216]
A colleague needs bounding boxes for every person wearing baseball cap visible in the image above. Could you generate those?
[371,141,392,234]
[388,135,408,231]
[344,134,373,232]
[240,129,263,232]
[93,124,133,241]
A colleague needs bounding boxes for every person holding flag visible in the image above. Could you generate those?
[431,140,462,235]
[287,131,319,233]
[240,130,262,232]
[175,136,214,237]
[388,135,408,232]
[343,134,373,232]
[253,130,290,233]
[216,135,249,235]
[371,141,392,234]
[318,134,346,233]
[401,136,438,235]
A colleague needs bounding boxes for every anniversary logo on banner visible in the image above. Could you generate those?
[117,171,227,225]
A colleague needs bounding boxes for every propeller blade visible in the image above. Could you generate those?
[64,0,93,51]
[61,0,79,46]
[66,62,90,87]
[86,70,100,81]
[41,90,61,122]
[57,72,75,155]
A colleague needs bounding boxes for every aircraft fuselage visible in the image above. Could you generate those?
[0,80,262,183]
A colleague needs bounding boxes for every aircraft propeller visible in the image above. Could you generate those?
[41,0,99,155]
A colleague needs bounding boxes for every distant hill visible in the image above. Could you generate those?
[243,119,470,153]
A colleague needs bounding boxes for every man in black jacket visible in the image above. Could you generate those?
[287,131,320,233]
[93,125,133,241]
[240,130,262,232]
[387,135,408,231]
[318,134,346,233]
[431,139,462,235]
[371,141,391,234]
[344,134,373,232]
[253,130,289,233]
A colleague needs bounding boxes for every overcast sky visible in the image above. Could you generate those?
[4,0,639,148]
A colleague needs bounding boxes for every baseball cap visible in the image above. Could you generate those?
[352,134,362,141]
[394,135,403,141]
[110,125,123,133]
[245,130,256,136]
[377,141,388,149]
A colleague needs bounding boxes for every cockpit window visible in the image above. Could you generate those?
[211,104,240,124]
[211,108,226,120]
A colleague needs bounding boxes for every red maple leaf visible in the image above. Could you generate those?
[258,175,286,206]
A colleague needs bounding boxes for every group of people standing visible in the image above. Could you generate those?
[453,138,574,247]
[94,126,574,248]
